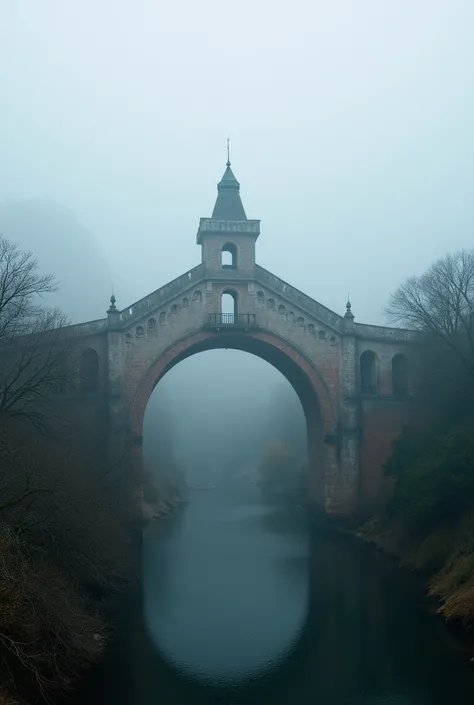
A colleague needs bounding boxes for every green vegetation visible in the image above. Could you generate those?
[363,248,474,625]
[385,423,474,532]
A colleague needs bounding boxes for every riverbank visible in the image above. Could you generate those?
[0,422,144,705]
[0,479,186,705]
[141,469,189,523]
[142,485,189,522]
[63,494,187,705]
[352,417,474,637]
[357,511,474,631]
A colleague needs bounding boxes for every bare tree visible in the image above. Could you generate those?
[386,249,474,375]
[0,235,72,430]
[0,238,135,705]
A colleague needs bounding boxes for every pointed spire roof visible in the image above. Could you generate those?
[196,145,260,245]
[211,158,247,220]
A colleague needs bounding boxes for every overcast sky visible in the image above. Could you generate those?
[2,1,473,323]
[1,1,473,462]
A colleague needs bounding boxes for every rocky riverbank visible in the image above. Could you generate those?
[141,475,189,523]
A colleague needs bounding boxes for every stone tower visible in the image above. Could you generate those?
[196,157,261,276]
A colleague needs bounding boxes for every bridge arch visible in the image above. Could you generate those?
[129,329,338,507]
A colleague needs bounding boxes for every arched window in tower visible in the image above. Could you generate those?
[392,354,409,397]
[360,350,377,395]
[221,290,237,323]
[80,348,99,392]
[221,243,237,268]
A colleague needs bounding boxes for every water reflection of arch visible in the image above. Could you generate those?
[136,501,313,701]
[79,529,474,705]
[136,529,403,703]
[133,581,316,703]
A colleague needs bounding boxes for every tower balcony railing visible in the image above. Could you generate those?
[206,313,257,327]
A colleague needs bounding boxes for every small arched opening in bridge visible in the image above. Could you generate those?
[79,348,99,392]
[360,350,378,395]
[221,290,237,323]
[392,353,409,397]
[221,243,237,268]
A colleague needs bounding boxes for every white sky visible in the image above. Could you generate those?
[2,0,473,324]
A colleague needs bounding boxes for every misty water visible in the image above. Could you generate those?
[80,481,474,705]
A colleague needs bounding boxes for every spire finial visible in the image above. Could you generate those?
[344,293,354,320]
[226,137,231,167]
[108,285,117,312]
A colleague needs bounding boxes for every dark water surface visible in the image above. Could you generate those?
[82,485,474,704]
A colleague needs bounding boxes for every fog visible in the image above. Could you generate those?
[144,352,307,485]
[2,1,473,477]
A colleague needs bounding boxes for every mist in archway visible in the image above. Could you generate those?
[143,349,308,490]
[141,349,311,683]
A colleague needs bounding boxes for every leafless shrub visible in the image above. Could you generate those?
[0,525,106,703]
[0,423,133,592]
[0,686,27,705]
[0,419,137,703]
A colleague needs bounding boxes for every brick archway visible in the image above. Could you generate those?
[128,328,339,508]
[129,329,337,439]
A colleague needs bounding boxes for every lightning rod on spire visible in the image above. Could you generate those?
[226,137,231,167]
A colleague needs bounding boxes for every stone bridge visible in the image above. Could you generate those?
[60,159,417,515]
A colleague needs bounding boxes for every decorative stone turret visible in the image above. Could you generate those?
[197,153,260,274]
[344,299,354,320]
[343,298,355,332]
[107,293,121,329]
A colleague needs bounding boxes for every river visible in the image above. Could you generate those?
[79,482,474,705]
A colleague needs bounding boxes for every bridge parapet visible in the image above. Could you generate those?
[118,264,205,327]
[255,266,344,334]
[355,323,418,343]
[66,319,108,338]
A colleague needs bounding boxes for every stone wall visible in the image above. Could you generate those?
[358,398,413,514]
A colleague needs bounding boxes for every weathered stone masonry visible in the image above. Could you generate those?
[62,159,417,516]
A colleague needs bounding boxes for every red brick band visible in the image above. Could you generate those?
[129,329,336,437]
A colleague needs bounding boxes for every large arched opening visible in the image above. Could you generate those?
[130,329,337,509]
[136,330,335,680]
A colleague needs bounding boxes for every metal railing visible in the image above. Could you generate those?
[207,313,257,326]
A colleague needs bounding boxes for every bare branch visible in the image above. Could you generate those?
[0,235,72,430]
[386,249,474,377]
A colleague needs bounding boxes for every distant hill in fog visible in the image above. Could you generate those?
[0,198,131,323]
